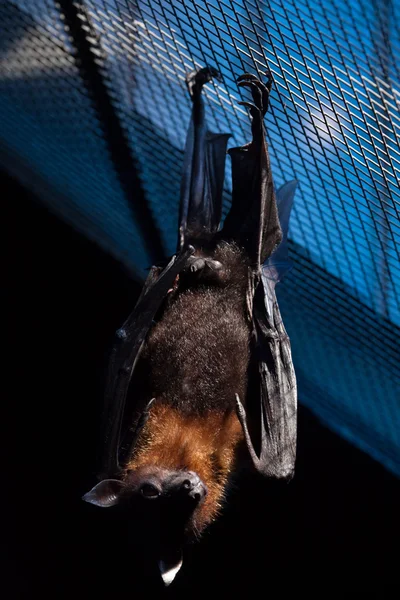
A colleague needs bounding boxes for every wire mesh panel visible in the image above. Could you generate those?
[1,0,399,476]
[0,0,152,274]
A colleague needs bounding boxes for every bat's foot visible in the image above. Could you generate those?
[237,71,273,116]
[186,66,222,98]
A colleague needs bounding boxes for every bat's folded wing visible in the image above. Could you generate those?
[259,180,298,479]
[227,72,298,479]
[179,67,231,250]
[237,181,298,480]
[99,247,194,479]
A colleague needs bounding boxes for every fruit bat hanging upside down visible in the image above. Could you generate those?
[83,66,298,586]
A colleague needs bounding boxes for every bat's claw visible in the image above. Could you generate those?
[264,69,274,90]
[235,394,259,468]
[186,66,222,98]
[238,100,260,117]
[237,71,273,115]
[235,394,271,476]
[131,398,155,449]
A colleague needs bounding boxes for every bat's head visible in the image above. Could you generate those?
[83,466,207,585]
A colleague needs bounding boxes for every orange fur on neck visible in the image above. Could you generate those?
[125,402,243,531]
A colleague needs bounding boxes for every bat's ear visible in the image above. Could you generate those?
[82,479,125,508]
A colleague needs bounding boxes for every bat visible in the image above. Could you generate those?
[83,66,298,586]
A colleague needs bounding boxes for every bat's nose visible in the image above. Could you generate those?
[175,471,207,502]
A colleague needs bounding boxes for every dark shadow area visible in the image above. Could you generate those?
[3,170,398,598]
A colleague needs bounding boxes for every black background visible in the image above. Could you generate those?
[3,170,398,598]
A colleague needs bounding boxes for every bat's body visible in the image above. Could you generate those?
[83,67,298,585]
[140,242,250,415]
[127,242,250,532]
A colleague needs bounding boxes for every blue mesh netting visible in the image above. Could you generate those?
[1,0,399,476]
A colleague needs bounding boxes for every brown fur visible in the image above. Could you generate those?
[125,403,243,532]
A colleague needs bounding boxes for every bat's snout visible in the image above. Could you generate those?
[172,471,208,503]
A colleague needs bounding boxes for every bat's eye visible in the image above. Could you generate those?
[140,483,160,499]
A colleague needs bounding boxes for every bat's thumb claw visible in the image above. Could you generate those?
[235,394,260,470]
[235,393,246,419]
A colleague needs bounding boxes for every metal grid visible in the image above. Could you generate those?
[1,0,399,476]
